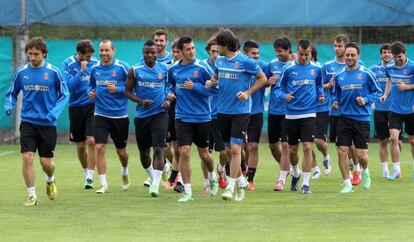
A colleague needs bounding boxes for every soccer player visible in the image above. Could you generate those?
[242,40,268,191]
[332,42,382,193]
[5,37,69,206]
[125,40,170,197]
[167,35,219,202]
[206,29,267,201]
[276,39,324,194]
[266,37,292,191]
[88,40,130,194]
[153,29,173,64]
[63,40,98,189]
[382,41,414,180]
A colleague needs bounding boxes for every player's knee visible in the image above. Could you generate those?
[86,136,95,146]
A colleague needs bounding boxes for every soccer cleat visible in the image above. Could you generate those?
[216,165,228,189]
[143,177,152,187]
[311,170,321,180]
[221,188,234,201]
[84,178,94,189]
[46,181,57,200]
[177,193,193,202]
[165,181,174,190]
[301,185,311,194]
[162,163,171,182]
[323,159,332,175]
[351,170,361,185]
[246,181,255,191]
[387,170,401,180]
[234,186,246,202]
[209,179,218,197]
[202,184,209,196]
[362,172,371,190]
[290,174,301,192]
[96,185,109,194]
[273,179,285,191]
[382,169,390,178]
[24,196,38,206]
[173,182,184,193]
[149,185,160,197]
[121,174,130,191]
[339,184,353,193]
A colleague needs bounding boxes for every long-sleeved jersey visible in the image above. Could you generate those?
[4,62,69,126]
[63,55,98,107]
[203,58,219,119]
[250,60,268,114]
[265,59,291,115]
[332,65,382,121]
[89,59,129,118]
[369,61,393,111]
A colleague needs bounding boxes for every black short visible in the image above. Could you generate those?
[134,112,168,151]
[217,113,249,145]
[209,119,225,152]
[286,117,315,145]
[336,117,370,149]
[374,110,390,140]
[267,114,288,144]
[314,111,329,141]
[247,113,263,143]
[389,111,414,136]
[94,115,129,149]
[20,121,57,158]
[175,119,210,148]
[329,116,340,143]
[69,104,94,142]
[166,100,177,142]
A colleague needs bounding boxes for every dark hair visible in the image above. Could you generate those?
[25,37,48,57]
[76,39,95,55]
[177,35,193,50]
[311,46,318,62]
[171,38,179,49]
[243,40,259,53]
[345,42,360,55]
[390,41,406,55]
[205,37,218,52]
[273,37,291,51]
[297,39,311,50]
[144,40,156,47]
[334,34,350,44]
[379,43,391,54]
[214,28,240,52]
[152,29,168,40]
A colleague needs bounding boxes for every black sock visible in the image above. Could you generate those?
[168,169,179,183]
[225,162,230,177]
[247,167,256,182]
[241,159,247,172]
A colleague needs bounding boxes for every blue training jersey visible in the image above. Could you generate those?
[369,61,393,111]
[203,58,219,119]
[63,55,98,107]
[89,59,129,118]
[157,52,173,65]
[385,58,414,115]
[333,65,382,121]
[215,52,261,114]
[4,62,69,126]
[276,60,323,117]
[167,59,217,123]
[250,60,268,114]
[132,60,168,118]
[265,59,290,115]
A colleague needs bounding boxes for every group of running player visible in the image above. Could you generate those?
[5,28,414,206]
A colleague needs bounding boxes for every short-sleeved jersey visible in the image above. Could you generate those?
[203,58,219,119]
[369,61,393,111]
[250,60,268,114]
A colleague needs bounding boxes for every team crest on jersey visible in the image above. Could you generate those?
[112,70,117,77]
[234,62,239,69]
[43,73,48,80]
[157,73,163,80]
[310,69,315,76]
[193,71,199,78]
[403,69,408,75]
[357,73,362,80]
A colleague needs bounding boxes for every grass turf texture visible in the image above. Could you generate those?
[1,143,414,241]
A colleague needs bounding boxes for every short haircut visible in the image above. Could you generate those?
[345,42,360,55]
[379,43,391,54]
[171,38,179,49]
[311,46,318,62]
[215,28,240,52]
[390,41,406,55]
[205,37,218,52]
[177,35,193,50]
[152,29,168,40]
[334,34,350,44]
[76,40,95,55]
[243,40,259,53]
[297,39,311,50]
[143,40,156,47]
[273,37,291,51]
[100,39,114,49]
[25,37,48,57]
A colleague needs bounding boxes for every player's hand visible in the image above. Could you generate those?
[5,109,11,116]
[285,93,294,102]
[167,93,176,101]
[89,89,96,100]
[380,95,387,103]
[237,91,249,102]
[396,81,408,91]
[356,96,365,106]
[183,78,193,89]
[161,100,170,110]
[325,77,334,89]
[80,61,88,72]
[107,83,117,93]
[332,101,339,110]
[140,99,153,107]
[319,96,325,104]
[267,75,276,85]
[205,79,218,88]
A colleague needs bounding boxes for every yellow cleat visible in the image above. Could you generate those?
[46,181,57,200]
[96,185,109,194]
[121,175,130,191]
[24,196,38,206]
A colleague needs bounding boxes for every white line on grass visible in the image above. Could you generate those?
[0,151,16,157]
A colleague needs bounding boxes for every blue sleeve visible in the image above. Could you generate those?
[116,64,129,95]
[275,67,288,101]
[47,70,69,122]
[245,58,261,76]
[364,72,382,104]
[192,66,217,96]
[64,62,88,92]
[332,75,341,103]
[4,71,21,110]
[89,68,96,92]
[321,64,331,84]
[316,68,323,97]
[167,67,175,95]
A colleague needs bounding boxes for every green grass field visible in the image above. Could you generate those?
[1,143,414,242]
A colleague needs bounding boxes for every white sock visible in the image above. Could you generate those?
[145,165,154,179]
[302,172,310,186]
[83,168,87,177]
[27,187,36,198]
[178,173,183,183]
[152,169,162,186]
[228,178,236,193]
[292,165,301,178]
[354,163,361,171]
[362,167,369,174]
[121,166,128,176]
[236,175,246,188]
[279,170,288,182]
[393,162,401,172]
[218,164,226,172]
[208,171,216,180]
[86,169,95,180]
[381,162,389,171]
[324,155,330,161]
[183,183,192,195]
[163,162,171,171]
[344,178,352,187]
[46,175,55,183]
[99,174,107,186]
